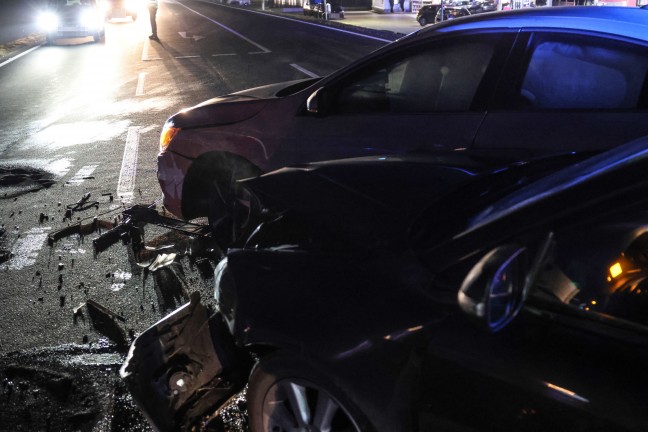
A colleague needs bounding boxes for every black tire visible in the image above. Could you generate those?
[202,154,261,245]
[418,16,427,26]
[93,32,105,43]
[247,354,367,432]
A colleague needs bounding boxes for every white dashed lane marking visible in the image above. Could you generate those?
[66,164,98,185]
[117,126,140,204]
[1,227,51,271]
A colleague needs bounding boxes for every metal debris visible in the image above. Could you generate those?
[147,252,177,272]
[85,300,128,349]
[91,204,211,256]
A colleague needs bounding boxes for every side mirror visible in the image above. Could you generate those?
[306,87,328,116]
[458,245,528,332]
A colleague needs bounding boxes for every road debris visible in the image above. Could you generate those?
[85,300,128,349]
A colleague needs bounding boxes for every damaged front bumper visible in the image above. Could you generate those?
[120,292,252,431]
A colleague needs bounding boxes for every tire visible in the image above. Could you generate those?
[200,154,261,245]
[131,13,138,21]
[93,32,105,43]
[247,354,367,432]
[418,16,427,25]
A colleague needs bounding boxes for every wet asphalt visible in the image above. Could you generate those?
[0,0,424,62]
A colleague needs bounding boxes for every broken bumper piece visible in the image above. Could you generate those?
[120,292,252,431]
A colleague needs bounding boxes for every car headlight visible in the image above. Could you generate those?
[38,11,59,31]
[160,121,181,152]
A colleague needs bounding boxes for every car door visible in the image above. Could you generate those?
[474,31,648,156]
[418,199,648,431]
[275,32,515,164]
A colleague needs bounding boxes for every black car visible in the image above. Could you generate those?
[122,137,648,431]
[415,3,442,25]
[303,0,344,18]
[434,2,487,22]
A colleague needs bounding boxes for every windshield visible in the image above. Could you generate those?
[467,137,648,235]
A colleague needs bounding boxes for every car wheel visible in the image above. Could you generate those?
[93,32,105,43]
[131,13,138,21]
[418,16,427,25]
[247,354,366,432]
[197,154,261,244]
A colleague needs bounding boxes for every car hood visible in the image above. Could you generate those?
[168,78,320,128]
[241,151,587,249]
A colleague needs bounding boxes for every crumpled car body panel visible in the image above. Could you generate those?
[120,292,252,431]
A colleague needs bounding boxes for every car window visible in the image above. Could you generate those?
[533,211,648,329]
[332,35,503,114]
[517,34,648,110]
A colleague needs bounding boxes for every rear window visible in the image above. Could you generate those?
[517,34,648,110]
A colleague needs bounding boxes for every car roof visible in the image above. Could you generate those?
[420,6,648,42]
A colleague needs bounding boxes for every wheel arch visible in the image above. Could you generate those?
[181,150,262,220]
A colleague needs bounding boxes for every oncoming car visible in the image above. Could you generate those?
[39,0,105,44]
[124,138,648,432]
[156,7,648,240]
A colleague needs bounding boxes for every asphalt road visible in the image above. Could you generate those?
[0,1,388,429]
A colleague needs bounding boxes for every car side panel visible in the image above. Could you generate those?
[473,111,648,156]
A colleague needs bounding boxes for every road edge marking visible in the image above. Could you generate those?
[0,45,41,69]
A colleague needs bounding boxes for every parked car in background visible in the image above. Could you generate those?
[100,0,140,21]
[432,0,494,22]
[416,3,442,25]
[227,0,252,6]
[435,5,473,21]
[303,0,344,17]
[126,137,648,431]
[39,0,105,44]
[156,7,648,242]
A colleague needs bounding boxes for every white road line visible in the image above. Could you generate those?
[174,1,271,53]
[0,45,41,69]
[117,126,140,204]
[141,40,162,61]
[67,164,99,185]
[212,53,237,57]
[1,227,51,271]
[175,55,201,59]
[136,72,147,96]
[192,0,393,43]
[290,63,319,78]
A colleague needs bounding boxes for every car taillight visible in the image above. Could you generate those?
[160,123,180,152]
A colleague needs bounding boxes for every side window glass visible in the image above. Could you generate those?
[533,220,648,328]
[519,35,648,109]
[333,37,498,114]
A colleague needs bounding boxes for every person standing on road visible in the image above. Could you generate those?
[148,0,159,40]
[389,0,394,12]
[398,0,405,11]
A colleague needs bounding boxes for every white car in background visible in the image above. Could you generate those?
[39,0,105,44]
